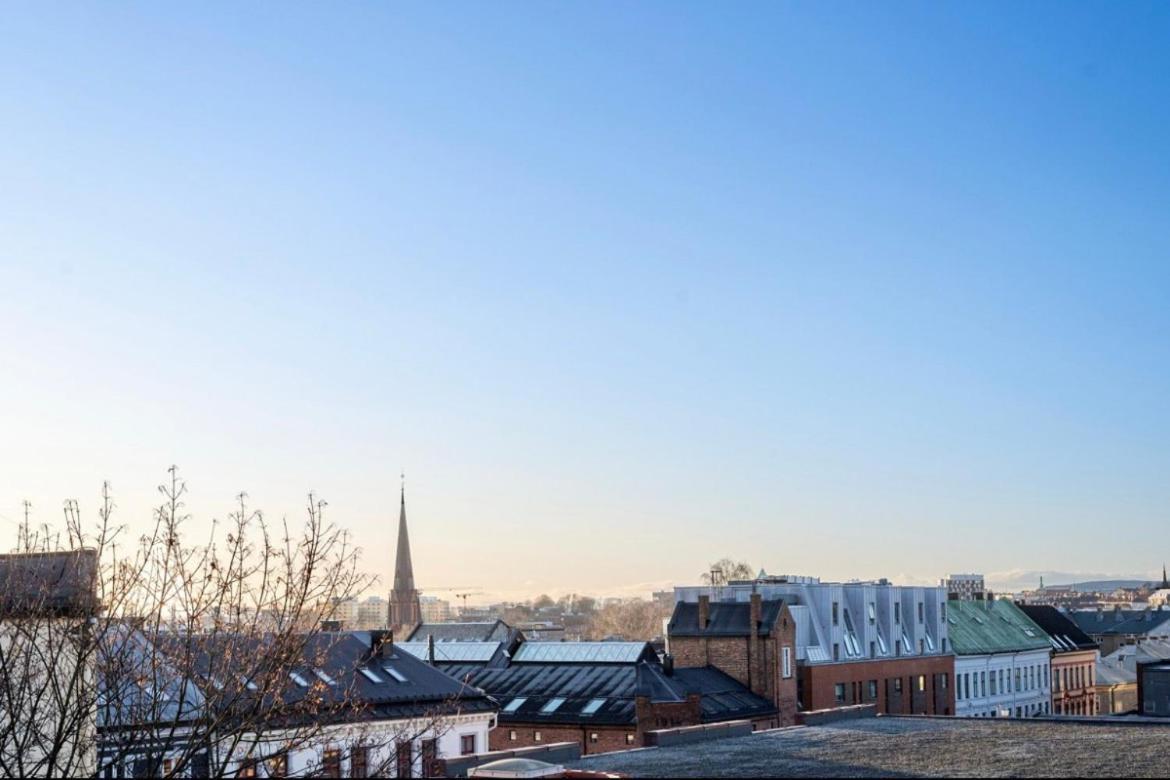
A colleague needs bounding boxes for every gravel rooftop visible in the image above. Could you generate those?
[569,717,1170,778]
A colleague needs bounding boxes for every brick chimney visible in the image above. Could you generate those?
[749,593,762,695]
[698,595,710,631]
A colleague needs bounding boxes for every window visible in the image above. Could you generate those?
[868,603,876,624]
[833,643,840,661]
[383,665,408,683]
[534,731,542,742]
[981,672,986,698]
[323,749,342,779]
[782,646,793,678]
[359,667,384,684]
[867,680,878,700]
[351,746,368,778]
[941,602,947,621]
[834,683,846,703]
[582,699,605,716]
[941,673,948,690]
[540,697,566,714]
[421,740,439,779]
[917,675,926,692]
[918,602,924,623]
[503,697,526,713]
[509,730,517,741]
[832,601,839,626]
[894,677,903,693]
[162,760,174,775]
[460,735,476,756]
[894,603,901,623]
[870,641,876,658]
[396,742,413,778]
[313,668,336,686]
[239,761,257,778]
[626,734,636,745]
[895,640,901,657]
[290,671,311,687]
[990,672,997,696]
[918,639,924,655]
[589,733,599,744]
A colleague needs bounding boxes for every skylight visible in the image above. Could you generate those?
[581,699,605,715]
[503,697,527,713]
[383,665,408,683]
[238,674,258,691]
[359,668,384,684]
[289,671,311,688]
[313,669,336,686]
[540,697,566,714]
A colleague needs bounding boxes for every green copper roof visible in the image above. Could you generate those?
[947,599,1051,655]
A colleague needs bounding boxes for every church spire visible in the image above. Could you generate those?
[388,473,421,631]
[1162,562,1168,590]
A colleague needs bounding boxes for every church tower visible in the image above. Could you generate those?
[388,478,422,634]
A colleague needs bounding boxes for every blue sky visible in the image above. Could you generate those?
[2,3,1169,599]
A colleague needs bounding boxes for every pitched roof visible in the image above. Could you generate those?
[407,620,516,643]
[511,642,657,665]
[671,667,777,722]
[668,599,786,638]
[395,640,506,664]
[0,550,99,619]
[1067,608,1170,637]
[1016,604,1098,652]
[946,600,1051,655]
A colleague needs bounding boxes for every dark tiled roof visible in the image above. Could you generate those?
[0,550,98,619]
[1016,604,1098,651]
[1068,609,1170,637]
[668,599,785,637]
[671,667,777,723]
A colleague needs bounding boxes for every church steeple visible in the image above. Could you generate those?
[1162,563,1168,590]
[388,475,421,632]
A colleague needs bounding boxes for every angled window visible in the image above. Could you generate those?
[289,671,311,688]
[581,699,605,716]
[313,668,336,686]
[383,665,408,683]
[540,697,566,714]
[359,667,384,684]
[503,697,527,713]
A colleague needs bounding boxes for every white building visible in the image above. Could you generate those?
[948,599,1052,718]
[98,631,496,777]
[420,595,452,624]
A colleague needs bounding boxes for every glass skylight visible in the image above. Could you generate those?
[581,699,606,715]
[383,665,408,683]
[503,697,527,713]
[313,669,336,686]
[359,668,384,684]
[540,697,566,714]
[289,671,311,688]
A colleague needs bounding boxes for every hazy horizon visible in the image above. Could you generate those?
[4,3,1169,602]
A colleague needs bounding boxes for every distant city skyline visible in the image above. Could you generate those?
[4,3,1170,597]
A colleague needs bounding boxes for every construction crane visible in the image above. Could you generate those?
[417,586,486,618]
[455,592,484,615]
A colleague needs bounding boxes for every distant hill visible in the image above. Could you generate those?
[1047,579,1153,592]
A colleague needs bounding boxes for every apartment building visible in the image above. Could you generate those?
[942,574,987,601]
[949,599,1051,718]
[674,573,954,716]
[1018,604,1099,716]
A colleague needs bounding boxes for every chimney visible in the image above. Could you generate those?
[369,629,392,658]
[427,633,436,664]
[1097,606,1104,622]
[698,595,710,631]
[663,653,674,677]
[750,593,762,639]
[1114,605,1123,623]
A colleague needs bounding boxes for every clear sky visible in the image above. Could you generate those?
[2,2,1169,601]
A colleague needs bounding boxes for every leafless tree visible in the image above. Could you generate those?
[585,598,672,642]
[701,558,755,587]
[0,468,472,778]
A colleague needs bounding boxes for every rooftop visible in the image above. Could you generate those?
[947,599,1050,655]
[1067,608,1170,637]
[569,717,1170,778]
[668,599,786,638]
[1016,604,1098,652]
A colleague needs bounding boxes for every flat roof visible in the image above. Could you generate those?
[569,717,1170,778]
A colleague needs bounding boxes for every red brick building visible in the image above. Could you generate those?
[666,594,799,727]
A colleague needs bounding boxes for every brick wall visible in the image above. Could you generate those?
[801,655,955,715]
[490,723,640,756]
[668,601,800,727]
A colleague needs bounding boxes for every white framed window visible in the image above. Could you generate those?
[782,646,792,678]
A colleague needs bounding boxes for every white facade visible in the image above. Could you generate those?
[954,650,1052,718]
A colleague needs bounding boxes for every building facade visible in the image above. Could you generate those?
[674,574,955,717]
[942,574,986,601]
[1017,604,1099,716]
[1067,606,1170,656]
[949,599,1051,718]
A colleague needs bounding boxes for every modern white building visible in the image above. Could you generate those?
[949,599,1052,718]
